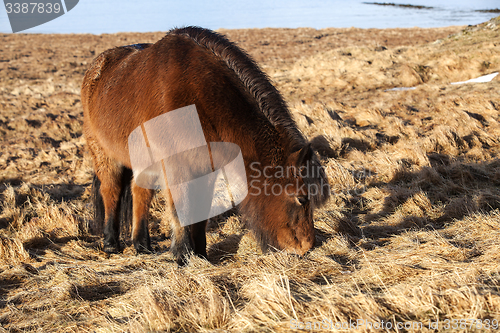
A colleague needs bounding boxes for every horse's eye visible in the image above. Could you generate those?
[295,196,308,206]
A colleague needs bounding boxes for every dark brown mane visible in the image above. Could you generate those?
[168,26,306,150]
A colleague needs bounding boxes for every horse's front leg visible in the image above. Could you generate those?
[170,219,208,265]
[168,164,216,264]
[191,220,208,258]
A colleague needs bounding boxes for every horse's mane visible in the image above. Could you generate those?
[168,26,306,150]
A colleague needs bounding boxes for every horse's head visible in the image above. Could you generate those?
[244,143,330,255]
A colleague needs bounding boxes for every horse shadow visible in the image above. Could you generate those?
[346,154,500,240]
[309,154,500,268]
[207,233,244,264]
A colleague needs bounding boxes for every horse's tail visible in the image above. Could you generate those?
[168,26,305,148]
[90,168,133,238]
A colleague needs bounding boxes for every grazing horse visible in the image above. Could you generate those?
[82,27,329,263]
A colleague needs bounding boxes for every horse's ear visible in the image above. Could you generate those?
[286,142,313,167]
[296,143,314,167]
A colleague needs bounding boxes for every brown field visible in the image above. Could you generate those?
[1,17,500,332]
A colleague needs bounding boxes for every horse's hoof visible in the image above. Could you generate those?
[175,256,190,267]
[136,248,153,255]
[195,252,208,261]
[134,242,153,254]
[173,249,193,266]
[103,244,120,254]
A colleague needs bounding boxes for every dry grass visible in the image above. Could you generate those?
[1,17,500,332]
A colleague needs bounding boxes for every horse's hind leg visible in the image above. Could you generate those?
[87,136,125,253]
[131,182,154,253]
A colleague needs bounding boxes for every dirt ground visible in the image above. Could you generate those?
[0,16,499,332]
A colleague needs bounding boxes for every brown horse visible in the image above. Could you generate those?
[82,27,329,263]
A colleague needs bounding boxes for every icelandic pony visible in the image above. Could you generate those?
[81,27,329,263]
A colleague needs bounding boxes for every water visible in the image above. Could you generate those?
[0,0,499,34]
